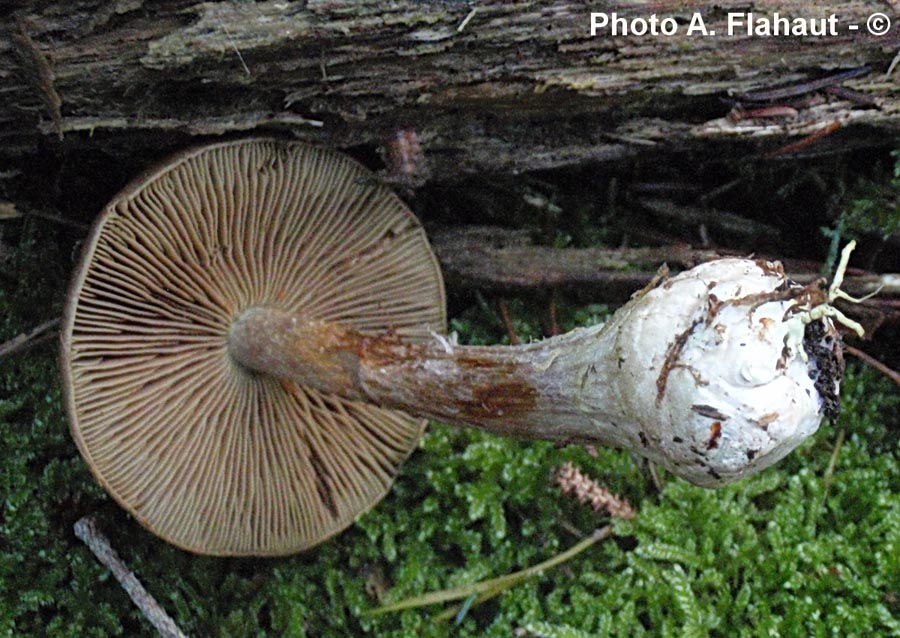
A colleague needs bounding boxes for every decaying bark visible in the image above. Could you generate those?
[2,0,900,185]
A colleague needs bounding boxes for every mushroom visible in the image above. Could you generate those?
[61,140,444,555]
[62,139,847,556]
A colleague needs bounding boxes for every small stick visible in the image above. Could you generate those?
[74,516,188,638]
[844,345,900,388]
[645,461,664,493]
[762,121,842,159]
[547,297,560,337]
[457,7,478,32]
[822,427,846,500]
[0,318,59,359]
[12,19,63,139]
[736,66,871,103]
[886,48,900,79]
[497,299,520,345]
[220,21,251,76]
[699,177,744,205]
[823,85,879,108]
[727,105,799,122]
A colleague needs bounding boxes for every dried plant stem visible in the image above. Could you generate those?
[73,516,188,638]
[0,318,59,359]
[371,526,612,620]
[645,461,665,493]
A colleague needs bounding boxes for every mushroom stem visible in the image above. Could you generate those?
[228,305,631,447]
[228,247,845,490]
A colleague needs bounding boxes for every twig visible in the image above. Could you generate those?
[220,22,251,76]
[736,66,871,103]
[886,48,900,79]
[430,226,900,304]
[844,345,900,388]
[74,516,189,638]
[457,7,478,32]
[822,427,846,501]
[762,121,842,159]
[558,519,586,539]
[37,112,324,137]
[0,318,59,359]
[698,177,745,207]
[12,19,63,139]
[546,296,560,337]
[497,299,520,345]
[728,105,799,122]
[635,198,780,243]
[823,85,879,108]
[645,461,664,493]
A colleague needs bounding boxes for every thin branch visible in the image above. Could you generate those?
[0,318,59,359]
[634,198,781,242]
[430,226,724,300]
[546,296,560,337]
[762,120,842,159]
[74,516,188,638]
[844,345,900,388]
[37,112,324,137]
[822,427,846,501]
[496,299,520,345]
[735,66,872,103]
[430,226,900,303]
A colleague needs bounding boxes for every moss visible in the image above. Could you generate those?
[2,187,900,637]
[839,151,900,241]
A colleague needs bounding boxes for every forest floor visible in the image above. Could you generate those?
[2,140,900,637]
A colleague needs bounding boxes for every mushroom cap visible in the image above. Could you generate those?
[61,139,446,556]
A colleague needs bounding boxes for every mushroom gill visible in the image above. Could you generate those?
[62,140,446,556]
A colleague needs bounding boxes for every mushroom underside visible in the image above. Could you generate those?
[61,139,446,555]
